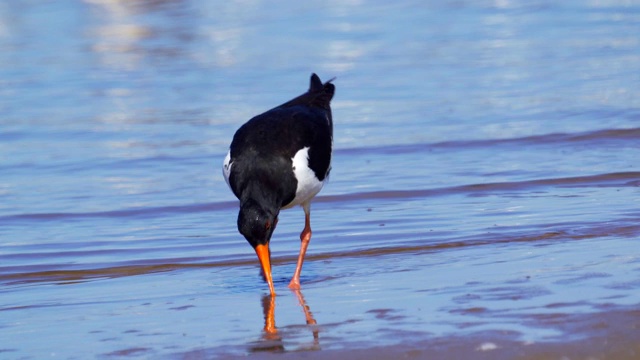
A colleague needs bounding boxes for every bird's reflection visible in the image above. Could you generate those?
[249,290,320,353]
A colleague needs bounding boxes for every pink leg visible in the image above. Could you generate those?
[288,203,311,289]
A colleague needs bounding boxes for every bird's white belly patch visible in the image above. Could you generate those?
[222,150,232,188]
[285,147,323,209]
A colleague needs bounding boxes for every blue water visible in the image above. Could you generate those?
[1,1,640,358]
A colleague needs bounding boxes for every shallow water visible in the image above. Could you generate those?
[1,0,640,358]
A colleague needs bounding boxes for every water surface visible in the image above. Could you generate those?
[1,0,640,358]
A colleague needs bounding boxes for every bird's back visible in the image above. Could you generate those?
[224,74,335,208]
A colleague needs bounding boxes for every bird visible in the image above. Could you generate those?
[223,73,335,296]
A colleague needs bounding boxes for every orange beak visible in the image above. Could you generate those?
[255,244,275,296]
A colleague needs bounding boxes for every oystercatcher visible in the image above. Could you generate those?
[223,73,335,296]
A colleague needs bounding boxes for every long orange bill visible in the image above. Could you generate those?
[255,244,275,296]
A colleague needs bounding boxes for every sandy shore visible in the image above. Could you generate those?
[178,305,640,359]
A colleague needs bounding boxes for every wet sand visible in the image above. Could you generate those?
[2,0,640,358]
[3,233,639,359]
[177,304,640,360]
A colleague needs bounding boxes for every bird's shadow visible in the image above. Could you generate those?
[248,289,320,354]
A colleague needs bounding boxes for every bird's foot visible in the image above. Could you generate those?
[288,279,301,290]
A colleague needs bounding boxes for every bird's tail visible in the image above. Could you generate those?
[308,73,335,109]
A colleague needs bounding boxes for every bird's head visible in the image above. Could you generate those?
[238,199,278,295]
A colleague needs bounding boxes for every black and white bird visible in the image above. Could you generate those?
[223,73,335,296]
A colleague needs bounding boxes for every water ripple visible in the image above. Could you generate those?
[1,171,637,224]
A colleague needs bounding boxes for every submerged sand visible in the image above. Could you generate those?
[175,305,640,359]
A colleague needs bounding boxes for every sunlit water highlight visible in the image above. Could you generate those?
[1,0,639,358]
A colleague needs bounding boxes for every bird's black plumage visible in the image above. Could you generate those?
[222,73,335,295]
